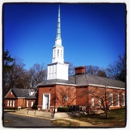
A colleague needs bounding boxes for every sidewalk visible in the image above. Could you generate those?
[5,109,94,127]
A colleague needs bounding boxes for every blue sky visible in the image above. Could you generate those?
[3,3,126,70]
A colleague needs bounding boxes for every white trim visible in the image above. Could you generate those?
[122,94,125,106]
[13,100,15,107]
[37,82,76,87]
[4,89,12,98]
[26,100,29,107]
[37,83,125,90]
[88,84,125,90]
[91,98,94,106]
[7,100,9,107]
[54,82,76,86]
[116,93,120,106]
[110,93,113,106]
[98,98,101,106]
[31,101,34,107]
[42,93,50,110]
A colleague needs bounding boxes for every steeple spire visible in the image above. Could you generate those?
[47,5,69,81]
[56,5,61,40]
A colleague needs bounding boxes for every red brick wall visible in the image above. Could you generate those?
[75,66,85,75]
[17,98,25,108]
[76,86,89,106]
[4,98,36,108]
[37,84,76,110]
[56,85,76,106]
[85,86,125,110]
[37,84,125,111]
[75,85,125,112]
[4,99,17,108]
[38,85,55,109]
[5,90,15,98]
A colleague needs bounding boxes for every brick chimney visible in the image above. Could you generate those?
[75,66,86,75]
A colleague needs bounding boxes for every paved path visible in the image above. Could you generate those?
[4,112,52,127]
[4,109,94,127]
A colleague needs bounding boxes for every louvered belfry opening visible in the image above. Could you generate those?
[75,66,85,75]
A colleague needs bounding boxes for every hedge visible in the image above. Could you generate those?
[57,107,69,112]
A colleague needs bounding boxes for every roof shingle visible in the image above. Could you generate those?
[37,74,125,88]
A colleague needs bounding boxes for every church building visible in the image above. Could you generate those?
[4,5,125,112]
[36,5,125,111]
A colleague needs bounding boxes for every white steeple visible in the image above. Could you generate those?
[52,5,64,63]
[47,5,69,81]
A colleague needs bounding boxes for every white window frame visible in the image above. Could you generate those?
[10,100,12,107]
[91,98,94,107]
[26,100,29,107]
[13,100,15,107]
[98,98,101,106]
[122,94,125,106]
[31,101,34,107]
[116,93,119,106]
[7,100,9,106]
[110,93,113,106]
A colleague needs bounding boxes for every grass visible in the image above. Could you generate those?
[52,119,79,127]
[72,108,126,127]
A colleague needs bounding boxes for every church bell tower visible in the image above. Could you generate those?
[47,5,69,81]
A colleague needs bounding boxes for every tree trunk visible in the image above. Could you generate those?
[105,110,109,118]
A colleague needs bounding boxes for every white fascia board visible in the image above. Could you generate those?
[88,84,125,90]
[55,82,76,86]
[107,86,125,90]
[37,82,76,87]
[76,84,89,87]
[17,97,25,99]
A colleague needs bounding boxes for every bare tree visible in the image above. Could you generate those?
[85,65,99,75]
[83,86,124,118]
[9,57,29,89]
[106,54,126,82]
[85,65,107,77]
[97,69,107,77]
[28,63,46,88]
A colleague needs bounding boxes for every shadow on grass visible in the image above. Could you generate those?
[99,117,115,119]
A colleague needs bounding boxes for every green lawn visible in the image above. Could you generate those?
[72,108,126,127]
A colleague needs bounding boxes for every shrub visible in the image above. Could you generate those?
[32,105,37,109]
[57,107,69,112]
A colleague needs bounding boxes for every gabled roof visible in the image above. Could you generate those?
[5,88,37,99]
[37,74,125,89]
